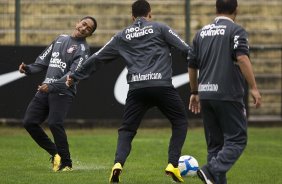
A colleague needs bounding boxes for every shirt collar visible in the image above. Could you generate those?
[135,17,147,22]
[215,16,234,23]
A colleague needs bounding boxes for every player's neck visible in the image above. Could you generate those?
[216,14,236,22]
[132,13,151,22]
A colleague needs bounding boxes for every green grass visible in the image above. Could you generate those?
[0,127,281,184]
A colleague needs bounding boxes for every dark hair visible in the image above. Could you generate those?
[216,0,238,14]
[132,0,151,18]
[81,16,97,33]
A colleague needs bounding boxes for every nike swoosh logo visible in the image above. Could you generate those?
[1,69,190,105]
[114,68,190,105]
[0,71,26,87]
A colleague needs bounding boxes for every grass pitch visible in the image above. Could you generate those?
[0,126,281,184]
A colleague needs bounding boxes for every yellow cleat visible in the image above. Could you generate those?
[109,163,123,183]
[51,154,61,172]
[59,166,73,172]
[165,163,184,183]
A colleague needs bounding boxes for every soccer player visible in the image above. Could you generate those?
[18,16,97,172]
[66,0,192,182]
[188,0,262,183]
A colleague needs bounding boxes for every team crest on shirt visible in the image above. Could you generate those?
[67,45,78,53]
[80,44,85,51]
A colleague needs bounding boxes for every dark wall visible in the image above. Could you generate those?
[0,46,199,120]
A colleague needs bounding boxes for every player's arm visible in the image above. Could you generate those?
[188,37,200,114]
[233,27,262,108]
[40,72,70,93]
[68,35,120,83]
[161,24,192,55]
[237,55,261,108]
[20,42,54,75]
[188,67,198,95]
[188,66,200,114]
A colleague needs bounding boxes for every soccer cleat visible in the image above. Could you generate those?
[165,163,184,183]
[58,164,73,172]
[109,162,123,183]
[51,154,61,172]
[197,165,215,184]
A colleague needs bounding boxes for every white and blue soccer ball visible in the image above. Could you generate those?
[178,155,199,176]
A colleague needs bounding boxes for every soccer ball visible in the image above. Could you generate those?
[178,155,199,176]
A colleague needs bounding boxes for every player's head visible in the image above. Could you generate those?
[132,0,151,19]
[216,0,238,15]
[81,16,97,33]
[73,16,97,38]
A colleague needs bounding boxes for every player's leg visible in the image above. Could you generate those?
[200,100,224,163]
[23,92,57,156]
[199,100,222,183]
[205,100,247,184]
[155,87,187,182]
[114,88,150,165]
[110,88,150,183]
[156,87,188,166]
[48,93,73,170]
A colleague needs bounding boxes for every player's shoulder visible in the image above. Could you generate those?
[59,34,69,37]
[230,22,247,36]
[55,34,70,41]
[216,18,245,32]
[234,23,246,31]
[57,34,69,39]
[151,21,169,29]
[110,31,122,43]
[115,30,123,37]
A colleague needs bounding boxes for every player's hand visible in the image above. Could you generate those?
[19,62,27,73]
[38,84,49,93]
[66,75,74,87]
[250,88,262,108]
[189,95,201,114]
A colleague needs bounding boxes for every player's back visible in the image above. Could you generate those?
[193,17,248,102]
[117,17,174,89]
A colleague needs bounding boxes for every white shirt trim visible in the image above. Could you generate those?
[215,16,234,23]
